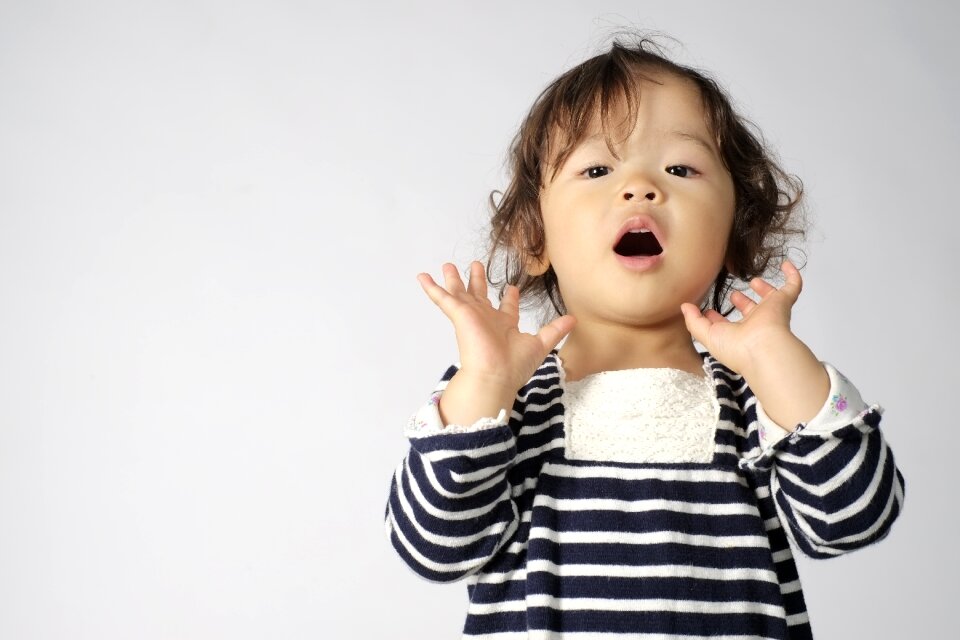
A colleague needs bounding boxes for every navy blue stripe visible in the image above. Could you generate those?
[526,607,787,637]
[385,352,905,637]
[525,541,774,570]
[525,573,783,603]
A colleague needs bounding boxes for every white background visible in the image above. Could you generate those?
[0,1,954,637]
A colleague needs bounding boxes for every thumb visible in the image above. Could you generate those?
[536,314,577,352]
[680,303,711,346]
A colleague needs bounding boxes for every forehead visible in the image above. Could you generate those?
[545,73,715,167]
[583,75,711,145]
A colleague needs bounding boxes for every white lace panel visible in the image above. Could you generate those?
[562,367,720,464]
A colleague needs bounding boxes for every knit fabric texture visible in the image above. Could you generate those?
[385,350,906,639]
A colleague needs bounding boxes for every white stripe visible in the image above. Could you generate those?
[775,436,866,499]
[774,439,900,549]
[522,397,563,414]
[516,412,564,439]
[528,527,770,548]
[770,469,842,557]
[425,436,515,463]
[472,568,528,584]
[779,435,892,526]
[387,503,518,575]
[415,451,508,500]
[775,434,842,465]
[717,396,744,413]
[818,468,902,546]
[545,462,746,485]
[780,578,801,594]
[787,610,810,626]
[472,595,785,617]
[504,538,528,556]
[399,460,507,521]
[525,559,779,584]
[517,379,557,402]
[453,463,511,485]
[535,494,762,518]
[510,475,539,498]
[771,548,793,563]
[716,443,738,457]
[395,465,514,547]
[516,437,565,464]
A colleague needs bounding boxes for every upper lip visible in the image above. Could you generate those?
[612,214,665,250]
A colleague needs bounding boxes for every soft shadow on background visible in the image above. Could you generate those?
[0,1,954,637]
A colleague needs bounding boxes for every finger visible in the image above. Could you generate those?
[416,272,454,309]
[729,290,757,316]
[466,261,489,301]
[442,263,467,295]
[778,260,803,301]
[680,303,715,345]
[498,284,520,320]
[748,277,777,298]
[537,314,577,351]
[704,308,732,324]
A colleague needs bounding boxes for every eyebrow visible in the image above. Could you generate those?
[582,129,718,156]
[667,130,718,155]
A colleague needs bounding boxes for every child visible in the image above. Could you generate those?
[384,35,905,639]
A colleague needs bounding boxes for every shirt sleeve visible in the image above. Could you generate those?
[739,362,906,559]
[755,362,869,448]
[384,364,522,582]
[405,389,509,437]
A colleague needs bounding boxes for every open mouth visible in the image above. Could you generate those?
[613,229,663,257]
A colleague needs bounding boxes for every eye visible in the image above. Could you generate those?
[665,165,699,178]
[580,165,611,179]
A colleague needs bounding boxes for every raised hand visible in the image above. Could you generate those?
[417,261,576,426]
[681,259,830,429]
[680,260,803,377]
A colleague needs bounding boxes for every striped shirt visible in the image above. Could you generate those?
[385,350,906,639]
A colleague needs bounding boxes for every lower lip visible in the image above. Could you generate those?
[615,253,664,271]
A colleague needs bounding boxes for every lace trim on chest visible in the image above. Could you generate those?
[560,361,720,464]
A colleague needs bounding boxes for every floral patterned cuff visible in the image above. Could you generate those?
[403,390,510,438]
[742,362,882,473]
[755,362,868,444]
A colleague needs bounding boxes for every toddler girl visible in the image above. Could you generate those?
[384,36,905,639]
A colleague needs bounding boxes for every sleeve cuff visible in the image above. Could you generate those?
[404,390,510,438]
[756,361,869,447]
[742,362,883,473]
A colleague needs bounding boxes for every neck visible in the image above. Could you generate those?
[557,313,704,382]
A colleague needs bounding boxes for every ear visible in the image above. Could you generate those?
[526,252,551,277]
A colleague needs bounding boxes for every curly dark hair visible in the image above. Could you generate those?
[485,34,807,322]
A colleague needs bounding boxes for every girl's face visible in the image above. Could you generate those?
[534,72,736,326]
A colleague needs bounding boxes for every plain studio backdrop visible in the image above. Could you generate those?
[0,1,954,638]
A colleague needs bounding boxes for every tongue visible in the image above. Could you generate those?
[615,231,662,257]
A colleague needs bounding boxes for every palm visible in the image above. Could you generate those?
[417,261,576,391]
[681,261,803,375]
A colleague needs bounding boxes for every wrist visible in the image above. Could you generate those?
[438,370,518,428]
[743,336,830,429]
[741,330,810,381]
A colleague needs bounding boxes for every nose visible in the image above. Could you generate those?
[623,190,658,202]
[621,169,662,202]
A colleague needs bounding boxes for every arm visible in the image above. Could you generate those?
[682,261,905,558]
[387,262,574,580]
[384,364,522,582]
[740,362,906,558]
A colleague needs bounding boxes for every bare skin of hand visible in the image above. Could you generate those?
[680,259,805,377]
[681,259,829,428]
[417,261,577,426]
